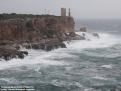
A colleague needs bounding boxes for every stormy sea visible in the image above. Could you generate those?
[0,19,121,91]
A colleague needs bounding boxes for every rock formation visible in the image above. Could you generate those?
[80,27,87,32]
[0,15,75,41]
[0,14,76,60]
[92,33,100,38]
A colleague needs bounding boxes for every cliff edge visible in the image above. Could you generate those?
[0,14,76,60]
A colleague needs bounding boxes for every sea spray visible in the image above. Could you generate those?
[0,32,120,70]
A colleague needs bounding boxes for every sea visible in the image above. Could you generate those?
[0,19,121,91]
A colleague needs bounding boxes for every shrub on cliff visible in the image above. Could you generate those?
[42,29,57,38]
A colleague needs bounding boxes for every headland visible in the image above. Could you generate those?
[0,8,86,61]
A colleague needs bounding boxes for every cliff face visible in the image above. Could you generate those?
[0,16,75,42]
[0,15,75,60]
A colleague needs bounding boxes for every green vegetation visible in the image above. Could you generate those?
[0,13,65,20]
[42,29,57,38]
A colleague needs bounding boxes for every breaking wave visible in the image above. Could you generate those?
[0,32,121,91]
[0,32,120,70]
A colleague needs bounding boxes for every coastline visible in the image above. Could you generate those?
[0,14,85,61]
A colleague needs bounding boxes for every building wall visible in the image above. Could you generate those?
[61,8,66,16]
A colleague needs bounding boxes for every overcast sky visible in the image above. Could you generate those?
[0,0,121,19]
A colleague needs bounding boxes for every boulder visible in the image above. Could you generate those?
[92,33,100,38]
[0,46,28,61]
[0,14,75,60]
[67,32,86,40]
[23,39,66,51]
[80,27,87,32]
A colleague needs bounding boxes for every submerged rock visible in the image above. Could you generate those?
[92,33,100,38]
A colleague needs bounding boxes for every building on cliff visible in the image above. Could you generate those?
[68,8,71,17]
[0,8,76,60]
[61,8,66,16]
[61,8,71,17]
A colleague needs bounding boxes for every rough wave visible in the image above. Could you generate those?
[0,32,120,70]
[66,32,120,50]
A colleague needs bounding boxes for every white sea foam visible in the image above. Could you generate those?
[92,76,108,80]
[0,32,120,70]
[0,49,68,70]
[101,64,113,69]
[84,88,95,91]
[65,32,120,50]
[0,78,19,84]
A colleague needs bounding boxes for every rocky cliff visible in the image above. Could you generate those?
[0,14,75,60]
[0,15,75,42]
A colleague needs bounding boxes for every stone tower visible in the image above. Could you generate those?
[61,8,66,16]
[68,8,71,17]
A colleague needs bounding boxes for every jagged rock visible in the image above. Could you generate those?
[0,40,14,45]
[68,32,76,37]
[80,27,87,32]
[0,46,28,61]
[92,33,100,38]
[23,39,66,51]
[0,16,74,42]
[73,35,86,40]
[67,32,86,40]
[0,15,75,60]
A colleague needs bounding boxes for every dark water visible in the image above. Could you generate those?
[0,19,121,91]
[76,19,121,35]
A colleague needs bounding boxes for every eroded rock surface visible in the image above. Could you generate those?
[0,14,75,60]
[0,46,28,61]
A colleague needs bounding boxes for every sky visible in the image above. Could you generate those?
[0,0,121,19]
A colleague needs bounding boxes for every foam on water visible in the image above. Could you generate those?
[66,32,120,50]
[0,49,68,70]
[101,64,113,69]
[92,76,108,80]
[0,32,120,70]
